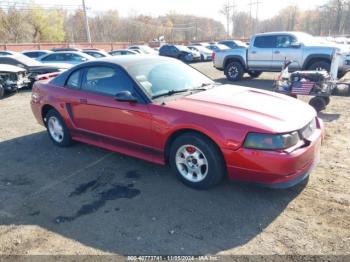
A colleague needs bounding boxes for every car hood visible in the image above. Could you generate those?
[0,64,26,73]
[164,85,316,133]
[41,63,72,69]
[28,64,68,71]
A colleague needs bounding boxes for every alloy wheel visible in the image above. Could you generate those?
[175,145,209,183]
[48,116,64,143]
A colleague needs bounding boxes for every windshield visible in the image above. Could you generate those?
[176,45,192,52]
[127,59,214,99]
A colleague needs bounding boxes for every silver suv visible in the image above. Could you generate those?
[213,32,350,81]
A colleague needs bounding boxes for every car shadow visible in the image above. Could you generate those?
[0,132,305,255]
[318,112,341,122]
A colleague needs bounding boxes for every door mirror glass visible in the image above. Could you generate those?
[115,91,138,103]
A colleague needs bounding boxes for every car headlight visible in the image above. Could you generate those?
[243,131,300,150]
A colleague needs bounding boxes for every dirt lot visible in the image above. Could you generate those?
[0,62,349,256]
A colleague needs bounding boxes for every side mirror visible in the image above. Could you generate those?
[291,42,301,48]
[115,91,138,103]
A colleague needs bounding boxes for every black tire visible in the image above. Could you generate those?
[337,71,347,79]
[248,71,262,78]
[169,132,226,189]
[322,96,330,105]
[224,61,244,81]
[309,97,326,112]
[0,85,4,99]
[45,109,72,147]
[307,60,331,72]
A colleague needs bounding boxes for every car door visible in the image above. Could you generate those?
[271,34,302,70]
[159,46,169,57]
[247,35,274,69]
[168,46,179,58]
[69,65,153,153]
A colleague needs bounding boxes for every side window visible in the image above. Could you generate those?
[276,35,297,48]
[71,54,86,61]
[42,54,57,61]
[81,66,134,96]
[254,36,276,48]
[160,46,168,53]
[66,70,81,89]
[169,46,177,53]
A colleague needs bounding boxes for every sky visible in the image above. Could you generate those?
[32,0,329,21]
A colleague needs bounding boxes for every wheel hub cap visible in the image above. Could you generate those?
[48,116,64,143]
[228,66,238,78]
[175,145,209,183]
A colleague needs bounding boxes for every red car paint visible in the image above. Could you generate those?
[31,81,324,187]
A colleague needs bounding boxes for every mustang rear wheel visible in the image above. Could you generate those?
[46,109,72,147]
[169,133,225,189]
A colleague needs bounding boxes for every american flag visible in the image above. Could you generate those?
[291,81,315,95]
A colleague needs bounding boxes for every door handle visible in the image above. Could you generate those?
[274,51,280,54]
[80,98,88,104]
[251,51,256,54]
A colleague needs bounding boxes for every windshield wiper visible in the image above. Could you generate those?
[152,89,190,99]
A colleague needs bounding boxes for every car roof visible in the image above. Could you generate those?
[58,55,175,73]
[111,49,133,51]
[0,50,17,55]
[41,51,95,58]
[90,55,174,67]
[254,31,307,37]
[22,50,51,53]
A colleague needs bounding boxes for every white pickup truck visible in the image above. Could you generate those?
[213,31,350,81]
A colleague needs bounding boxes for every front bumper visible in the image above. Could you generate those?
[192,56,201,62]
[224,117,324,188]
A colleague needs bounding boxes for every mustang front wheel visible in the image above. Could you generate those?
[169,133,225,189]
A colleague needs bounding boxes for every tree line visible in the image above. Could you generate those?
[226,0,350,38]
[1,0,350,44]
[0,5,226,43]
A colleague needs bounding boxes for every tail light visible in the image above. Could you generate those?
[212,52,216,61]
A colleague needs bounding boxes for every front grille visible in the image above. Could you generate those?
[299,118,316,139]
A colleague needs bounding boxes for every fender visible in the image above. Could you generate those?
[223,55,247,70]
[302,54,332,70]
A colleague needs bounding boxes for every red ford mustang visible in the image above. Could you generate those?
[31,56,324,189]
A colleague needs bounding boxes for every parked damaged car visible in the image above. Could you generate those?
[0,54,70,87]
[0,64,30,99]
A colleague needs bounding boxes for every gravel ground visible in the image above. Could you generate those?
[0,62,349,256]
